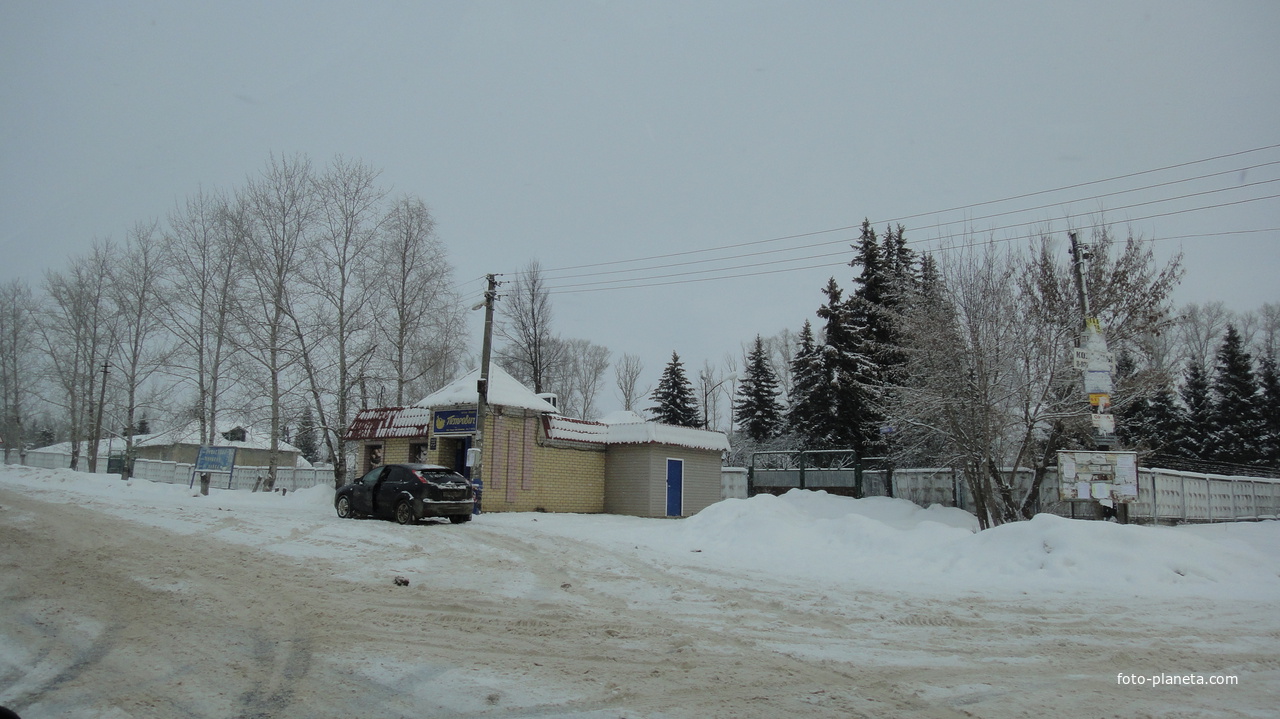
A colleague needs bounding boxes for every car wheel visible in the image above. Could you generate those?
[449,514,472,524]
[394,500,415,525]
[335,495,353,519]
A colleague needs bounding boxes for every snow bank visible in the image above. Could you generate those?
[4,467,1278,602]
[656,490,1280,599]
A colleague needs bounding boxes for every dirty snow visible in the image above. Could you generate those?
[2,464,1278,718]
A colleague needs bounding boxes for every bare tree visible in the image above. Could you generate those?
[374,195,460,406]
[1177,301,1232,372]
[1258,303,1280,364]
[293,156,385,486]
[614,353,646,412]
[39,242,118,471]
[108,220,171,478]
[892,228,1181,528]
[554,338,610,419]
[497,260,563,394]
[697,359,734,431]
[0,279,38,463]
[236,153,317,489]
[161,187,243,447]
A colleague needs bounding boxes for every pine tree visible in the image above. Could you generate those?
[787,320,828,445]
[734,335,784,442]
[648,352,701,428]
[1175,361,1212,459]
[1206,324,1265,464]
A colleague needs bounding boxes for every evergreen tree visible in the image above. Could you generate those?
[1257,356,1280,465]
[294,405,321,463]
[1115,351,1185,455]
[734,335,784,442]
[648,352,701,428]
[1206,324,1265,464]
[1175,361,1212,459]
[815,278,877,452]
[787,320,828,445]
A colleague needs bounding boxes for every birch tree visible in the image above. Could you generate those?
[293,156,385,485]
[237,153,317,489]
[0,279,38,463]
[374,195,461,405]
[39,243,118,471]
[108,221,170,478]
[161,188,243,447]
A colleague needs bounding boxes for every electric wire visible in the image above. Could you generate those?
[516,143,1280,280]
[451,143,1280,297]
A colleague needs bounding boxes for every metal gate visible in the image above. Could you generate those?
[749,450,890,498]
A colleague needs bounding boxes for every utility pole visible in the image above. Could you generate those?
[473,274,501,499]
[1068,231,1092,325]
[89,361,109,474]
[1062,232,1138,522]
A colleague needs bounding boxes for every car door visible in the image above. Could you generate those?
[350,466,385,516]
[376,466,412,519]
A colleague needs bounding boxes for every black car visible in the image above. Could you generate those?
[334,463,474,525]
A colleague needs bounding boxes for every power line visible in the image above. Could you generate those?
[537,173,1280,284]
[543,192,1280,295]
[517,143,1280,280]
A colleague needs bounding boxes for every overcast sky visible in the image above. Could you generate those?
[3,1,1278,412]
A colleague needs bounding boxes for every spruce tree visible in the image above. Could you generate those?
[1206,324,1265,464]
[648,352,701,428]
[787,320,828,446]
[294,405,320,463]
[1256,356,1280,465]
[734,335,784,442]
[815,278,877,452]
[1175,360,1212,459]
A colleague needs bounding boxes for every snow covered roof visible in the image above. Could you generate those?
[545,414,730,453]
[32,421,303,457]
[135,421,303,454]
[415,364,560,414]
[344,406,434,441]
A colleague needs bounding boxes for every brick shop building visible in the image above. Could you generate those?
[344,365,729,517]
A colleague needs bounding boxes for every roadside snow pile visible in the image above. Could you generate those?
[671,490,1280,599]
[3,467,1278,602]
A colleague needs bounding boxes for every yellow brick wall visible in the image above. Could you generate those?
[478,412,606,514]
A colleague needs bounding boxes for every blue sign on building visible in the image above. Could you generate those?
[432,409,477,435]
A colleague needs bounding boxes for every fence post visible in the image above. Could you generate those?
[798,451,806,491]
[1180,474,1187,522]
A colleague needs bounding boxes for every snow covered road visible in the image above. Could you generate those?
[1,466,1277,718]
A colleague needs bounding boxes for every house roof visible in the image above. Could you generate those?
[415,364,560,414]
[344,406,434,441]
[134,421,302,454]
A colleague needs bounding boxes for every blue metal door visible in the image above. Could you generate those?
[666,459,684,517]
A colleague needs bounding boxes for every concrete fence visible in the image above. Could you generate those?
[752,464,1280,524]
[6,451,335,491]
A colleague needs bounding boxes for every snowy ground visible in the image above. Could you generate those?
[1,465,1277,718]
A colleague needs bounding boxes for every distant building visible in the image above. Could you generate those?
[344,365,730,517]
[131,421,305,469]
